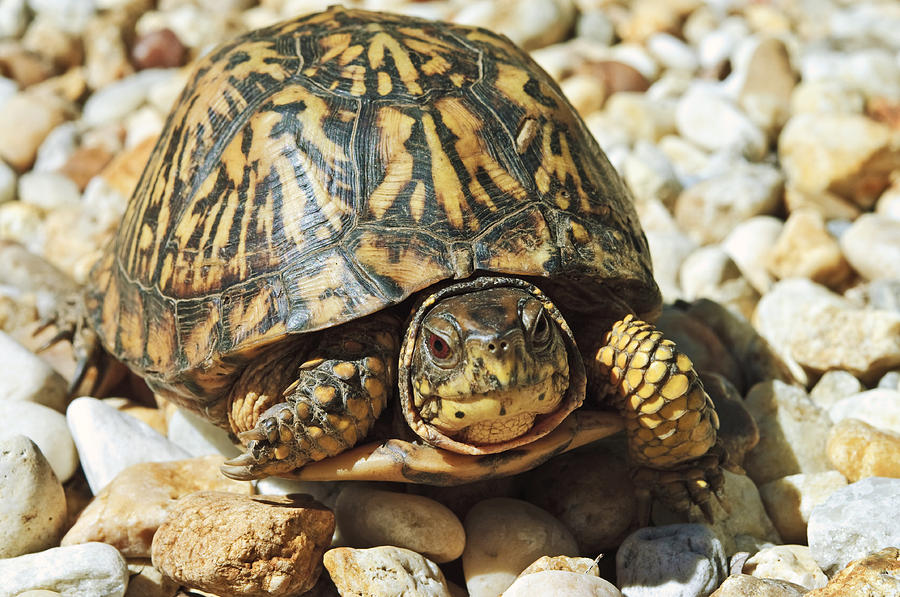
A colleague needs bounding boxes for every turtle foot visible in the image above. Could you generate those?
[632,442,727,525]
[221,406,300,480]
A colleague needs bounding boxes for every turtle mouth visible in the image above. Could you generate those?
[454,412,535,444]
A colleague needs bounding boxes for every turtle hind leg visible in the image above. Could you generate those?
[221,314,400,481]
[592,314,726,523]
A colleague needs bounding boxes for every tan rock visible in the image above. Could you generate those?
[765,209,852,288]
[806,547,900,597]
[826,418,900,482]
[99,134,157,200]
[778,113,900,209]
[738,37,797,135]
[784,185,860,221]
[0,90,71,171]
[151,492,334,597]
[83,11,135,90]
[743,545,828,590]
[125,559,179,597]
[324,546,452,597]
[502,570,623,596]
[710,574,807,596]
[519,555,600,576]
[334,485,465,563]
[757,472,847,544]
[840,213,900,281]
[62,455,251,557]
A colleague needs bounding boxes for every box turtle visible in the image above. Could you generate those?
[78,7,724,517]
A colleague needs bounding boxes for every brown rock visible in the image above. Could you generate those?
[62,455,251,557]
[0,90,71,171]
[0,41,55,87]
[806,547,900,596]
[131,29,187,70]
[151,492,334,597]
[100,134,157,199]
[867,96,900,130]
[701,372,759,470]
[738,37,797,134]
[324,546,452,597]
[577,60,650,95]
[58,145,115,190]
[710,574,807,596]
[21,18,83,72]
[523,446,636,553]
[826,418,900,482]
[765,209,852,289]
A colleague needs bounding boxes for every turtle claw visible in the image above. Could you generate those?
[221,452,262,480]
[237,428,268,442]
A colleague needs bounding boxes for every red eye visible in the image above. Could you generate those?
[428,333,452,360]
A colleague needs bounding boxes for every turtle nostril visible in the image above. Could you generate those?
[500,341,508,351]
[488,342,496,352]
[487,341,508,353]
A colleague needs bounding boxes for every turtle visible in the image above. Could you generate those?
[76,6,724,517]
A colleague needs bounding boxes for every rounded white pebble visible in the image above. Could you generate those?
[503,570,623,596]
[0,331,69,411]
[0,400,77,481]
[0,542,128,597]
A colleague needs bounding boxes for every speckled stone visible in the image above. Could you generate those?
[826,418,900,482]
[743,545,827,590]
[324,546,452,597]
[757,472,848,544]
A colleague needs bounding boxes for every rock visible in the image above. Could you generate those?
[103,397,167,435]
[463,497,578,597]
[709,574,807,596]
[736,37,796,135]
[828,389,900,434]
[166,407,242,458]
[657,133,710,183]
[696,16,749,72]
[614,0,683,43]
[334,485,465,564]
[675,83,768,160]
[0,201,45,252]
[0,90,71,171]
[559,73,608,117]
[575,10,614,45]
[62,455,251,557]
[800,48,900,101]
[603,93,678,144]
[764,209,852,289]
[32,120,77,174]
[523,446,636,553]
[701,373,759,469]
[674,162,784,245]
[783,185,861,221]
[826,418,900,482]
[323,546,452,597]
[807,476,900,575]
[82,69,175,127]
[616,523,728,597]
[17,170,81,210]
[580,58,651,96]
[66,396,192,493]
[0,0,28,38]
[0,542,128,597]
[0,435,66,558]
[806,547,900,597]
[757,472,848,545]
[778,113,900,209]
[623,140,682,207]
[646,32,697,72]
[453,0,576,51]
[152,492,334,597]
[132,28,186,70]
[878,370,900,390]
[753,278,900,383]
[0,400,77,482]
[790,79,866,116]
[680,245,759,320]
[722,216,783,295]
[0,158,15,203]
[0,331,68,411]
[877,180,900,221]
[840,213,900,280]
[124,559,180,597]
[743,545,828,590]
[742,380,833,485]
[809,370,863,410]
[519,555,600,576]
[83,11,134,90]
[645,228,696,301]
[503,570,624,596]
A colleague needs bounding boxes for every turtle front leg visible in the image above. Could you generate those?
[592,314,725,521]
[220,314,400,480]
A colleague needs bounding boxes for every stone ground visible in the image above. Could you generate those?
[0,0,899,596]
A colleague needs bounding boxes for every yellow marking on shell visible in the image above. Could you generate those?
[338,44,364,65]
[409,181,426,222]
[421,111,466,228]
[661,374,689,400]
[377,71,392,95]
[333,362,357,380]
[450,72,465,86]
[369,107,415,218]
[180,300,220,367]
[303,66,318,77]
[319,32,352,64]
[676,353,693,372]
[421,54,452,76]
[570,221,591,246]
[368,32,423,94]
[516,118,539,154]
[343,64,367,95]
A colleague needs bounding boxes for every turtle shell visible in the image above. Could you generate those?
[86,6,659,418]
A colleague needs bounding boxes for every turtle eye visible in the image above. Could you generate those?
[427,332,453,362]
[531,309,552,350]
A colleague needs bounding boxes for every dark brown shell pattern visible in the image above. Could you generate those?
[86,6,658,405]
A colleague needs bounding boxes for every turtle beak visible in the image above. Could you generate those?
[465,332,526,391]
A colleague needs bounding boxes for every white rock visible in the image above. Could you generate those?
[324,546,452,597]
[0,401,77,482]
[840,213,900,281]
[828,3,900,49]
[646,32,698,72]
[0,201,45,253]
[26,0,95,34]
[81,69,175,127]
[0,0,27,38]
[676,83,767,160]
[608,43,659,81]
[67,396,191,493]
[807,477,900,575]
[645,229,696,301]
[800,48,900,100]
[743,544,828,590]
[604,93,678,144]
[18,171,81,210]
[0,435,66,558]
[790,80,866,115]
[616,524,727,597]
[463,498,578,597]
[697,17,750,70]
[722,216,783,294]
[575,10,615,45]
[453,0,576,51]
[680,245,758,320]
[623,141,681,207]
[0,542,128,597]
[656,134,710,185]
[167,407,242,459]
[809,370,864,410]
[829,389,900,435]
[757,471,848,545]
[0,331,68,411]
[123,105,165,149]
[32,122,78,174]
[0,158,15,204]
[503,570,623,596]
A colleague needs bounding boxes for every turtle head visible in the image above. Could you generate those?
[400,279,584,454]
